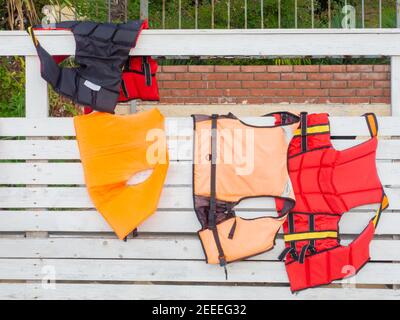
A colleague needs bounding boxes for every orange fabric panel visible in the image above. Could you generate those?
[74,108,169,240]
[199,216,286,264]
[194,118,297,203]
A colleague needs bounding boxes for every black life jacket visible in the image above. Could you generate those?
[27,20,158,113]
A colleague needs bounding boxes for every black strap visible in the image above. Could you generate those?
[142,56,152,86]
[209,114,227,270]
[300,112,308,153]
[121,79,129,98]
[298,244,310,264]
[228,219,237,240]
[309,214,316,253]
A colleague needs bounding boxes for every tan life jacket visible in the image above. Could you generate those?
[192,113,299,269]
[74,108,169,240]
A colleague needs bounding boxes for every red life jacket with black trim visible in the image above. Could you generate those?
[27,20,159,114]
[274,112,388,292]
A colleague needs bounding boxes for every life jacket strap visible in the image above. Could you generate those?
[363,113,379,138]
[283,230,338,242]
[209,114,227,268]
[293,124,330,136]
[300,112,308,153]
[372,192,389,227]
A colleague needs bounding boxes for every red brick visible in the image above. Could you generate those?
[347,80,373,88]
[224,89,250,97]
[228,73,254,80]
[346,65,373,72]
[281,73,307,80]
[245,97,266,104]
[197,89,223,97]
[303,89,329,96]
[383,88,391,96]
[268,81,294,89]
[293,65,319,72]
[361,73,388,80]
[329,89,357,97]
[267,65,293,73]
[157,73,175,81]
[215,65,241,72]
[250,89,278,96]
[241,66,267,72]
[189,81,215,89]
[215,81,242,89]
[183,97,210,104]
[320,65,346,72]
[371,97,390,103]
[202,73,228,80]
[188,65,215,72]
[334,73,360,80]
[275,89,302,96]
[294,81,320,89]
[163,81,189,89]
[175,73,202,81]
[169,89,197,97]
[324,97,344,103]
[160,97,185,103]
[254,73,280,81]
[307,73,333,81]
[209,97,237,104]
[162,65,188,73]
[374,80,390,88]
[321,81,347,89]
[342,97,370,104]
[158,89,171,96]
[373,65,390,72]
[242,81,268,88]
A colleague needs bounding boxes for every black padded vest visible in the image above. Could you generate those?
[28,20,145,113]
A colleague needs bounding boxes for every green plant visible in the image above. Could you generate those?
[0,57,25,117]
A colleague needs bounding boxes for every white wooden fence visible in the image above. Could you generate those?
[0,29,399,299]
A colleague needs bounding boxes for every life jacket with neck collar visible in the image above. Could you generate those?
[192,112,299,274]
[27,20,159,114]
[274,112,388,292]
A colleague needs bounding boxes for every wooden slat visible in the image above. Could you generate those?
[0,139,398,160]
[1,283,398,300]
[0,161,397,185]
[4,29,400,56]
[0,186,397,209]
[0,117,399,137]
[0,259,398,285]
[0,237,397,261]
[0,211,398,235]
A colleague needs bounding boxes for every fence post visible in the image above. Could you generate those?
[25,56,48,118]
[140,0,149,20]
[391,56,400,116]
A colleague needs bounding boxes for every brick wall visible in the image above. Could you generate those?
[156,65,390,104]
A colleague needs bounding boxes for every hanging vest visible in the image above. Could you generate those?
[74,108,169,240]
[274,112,388,292]
[193,113,299,269]
[27,20,159,114]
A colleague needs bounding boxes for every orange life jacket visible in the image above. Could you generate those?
[192,113,299,269]
[74,108,169,240]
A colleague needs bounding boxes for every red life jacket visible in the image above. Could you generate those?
[274,112,388,292]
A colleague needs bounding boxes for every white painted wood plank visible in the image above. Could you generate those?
[25,57,48,119]
[0,283,398,300]
[0,186,397,209]
[0,161,397,185]
[392,56,400,116]
[0,237,397,261]
[4,29,400,56]
[0,117,398,137]
[0,259,398,285]
[0,211,397,235]
[0,139,397,160]
[0,162,191,185]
